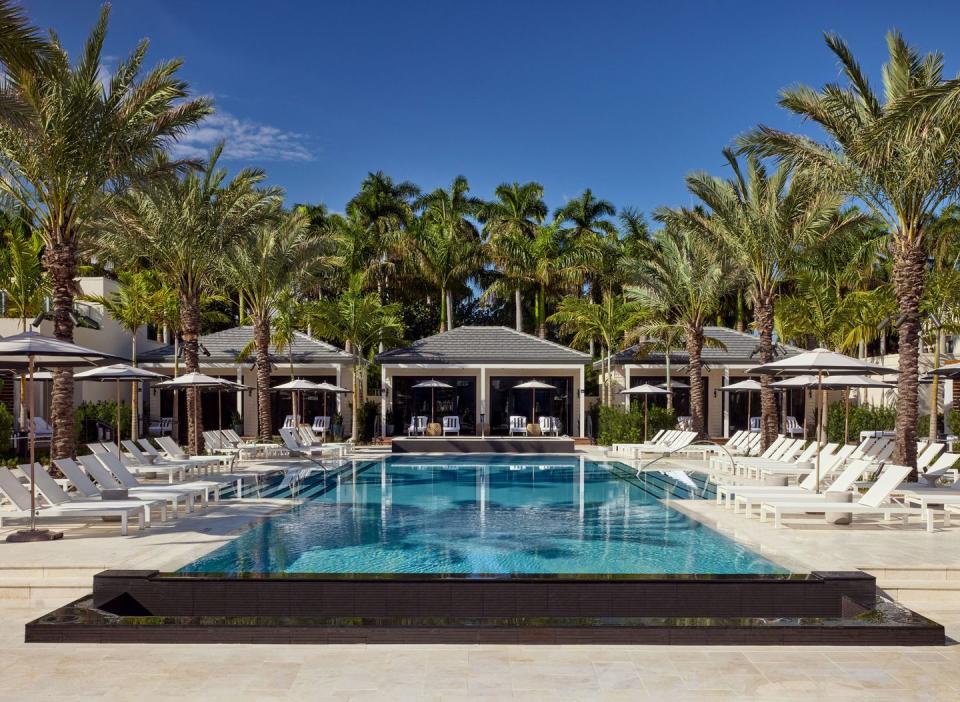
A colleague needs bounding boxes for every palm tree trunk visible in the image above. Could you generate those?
[754,289,778,450]
[686,325,706,438]
[44,236,78,459]
[439,287,447,332]
[537,286,547,339]
[254,316,272,441]
[893,240,926,477]
[352,356,362,442]
[179,290,203,454]
[445,289,455,331]
[130,336,138,440]
[514,289,522,332]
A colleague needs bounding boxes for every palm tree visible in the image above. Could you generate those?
[740,31,960,473]
[223,209,326,440]
[410,176,484,331]
[0,0,52,122]
[479,182,547,331]
[85,271,159,440]
[100,145,279,453]
[307,275,404,441]
[0,227,46,331]
[548,293,644,407]
[626,225,735,437]
[0,6,210,457]
[657,151,866,448]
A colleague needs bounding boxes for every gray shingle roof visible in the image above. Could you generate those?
[139,326,353,364]
[597,326,802,368]
[376,326,591,365]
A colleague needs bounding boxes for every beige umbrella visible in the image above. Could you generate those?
[719,379,763,433]
[74,364,167,456]
[749,348,896,492]
[272,378,321,427]
[621,383,670,442]
[513,380,557,424]
[0,331,123,542]
[156,372,227,452]
[315,381,351,427]
[412,379,453,423]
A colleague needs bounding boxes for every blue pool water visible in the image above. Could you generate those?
[180,456,786,575]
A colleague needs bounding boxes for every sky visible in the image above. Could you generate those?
[23,0,960,218]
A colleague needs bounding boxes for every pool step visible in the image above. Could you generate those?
[862,567,960,611]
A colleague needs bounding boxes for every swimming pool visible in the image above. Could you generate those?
[180,455,786,575]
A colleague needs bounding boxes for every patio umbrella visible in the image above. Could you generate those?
[621,383,670,442]
[771,375,817,440]
[314,381,351,428]
[659,380,688,389]
[0,331,122,542]
[412,379,452,423]
[513,380,558,426]
[749,348,895,492]
[74,364,167,456]
[214,378,252,431]
[271,378,321,427]
[156,372,228,453]
[719,379,763,433]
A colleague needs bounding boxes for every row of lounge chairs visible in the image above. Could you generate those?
[609,430,698,459]
[709,435,960,532]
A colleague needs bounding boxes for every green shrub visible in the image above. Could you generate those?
[825,402,895,443]
[354,400,379,443]
[75,401,132,444]
[596,404,676,446]
[917,413,945,438]
[0,402,13,453]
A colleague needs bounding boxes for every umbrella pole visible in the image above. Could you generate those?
[115,379,121,457]
[431,388,435,424]
[644,395,649,442]
[218,388,222,430]
[28,356,36,532]
[815,371,824,493]
[844,391,850,445]
[747,392,752,433]
[532,388,536,423]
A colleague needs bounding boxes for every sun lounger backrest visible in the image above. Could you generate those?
[848,437,874,460]
[95,452,143,488]
[78,455,124,490]
[826,459,875,493]
[858,465,912,507]
[770,439,799,461]
[760,436,787,459]
[922,452,959,477]
[53,459,101,498]
[792,442,816,463]
[137,439,163,457]
[777,440,805,462]
[0,468,32,510]
[649,429,666,444]
[871,440,895,463]
[725,430,745,448]
[156,436,187,458]
[18,463,71,506]
[279,427,303,452]
[917,442,945,470]
[122,440,152,465]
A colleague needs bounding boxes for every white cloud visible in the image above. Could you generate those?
[171,111,314,163]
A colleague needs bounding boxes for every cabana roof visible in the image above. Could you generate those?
[139,326,354,365]
[376,326,592,366]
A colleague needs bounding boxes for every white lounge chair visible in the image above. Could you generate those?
[55,458,186,518]
[759,465,939,531]
[0,467,145,536]
[147,417,173,436]
[784,416,803,437]
[442,416,460,436]
[279,427,332,459]
[407,416,427,436]
[154,436,227,470]
[312,416,331,436]
[95,449,223,504]
[508,416,527,436]
[539,416,560,436]
[282,415,299,429]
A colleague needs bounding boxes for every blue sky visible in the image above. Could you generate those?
[24,0,960,217]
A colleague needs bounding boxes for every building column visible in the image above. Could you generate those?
[381,365,388,437]
[579,366,586,438]
[235,365,243,420]
[722,367,730,438]
[479,367,487,436]
[624,366,631,409]
[336,365,344,431]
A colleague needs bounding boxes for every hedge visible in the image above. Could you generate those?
[596,405,676,446]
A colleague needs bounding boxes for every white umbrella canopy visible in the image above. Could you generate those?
[156,371,226,388]
[749,349,895,492]
[660,380,689,389]
[314,382,350,427]
[747,348,896,377]
[0,331,123,543]
[270,379,322,427]
[621,384,670,442]
[771,375,817,388]
[75,365,168,456]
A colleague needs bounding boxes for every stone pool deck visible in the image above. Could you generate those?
[3,448,960,699]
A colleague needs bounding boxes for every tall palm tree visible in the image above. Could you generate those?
[0,0,52,123]
[479,182,547,331]
[411,176,484,331]
[657,151,866,448]
[0,6,209,457]
[307,275,404,441]
[740,31,960,473]
[100,146,279,453]
[549,293,644,407]
[85,271,159,440]
[223,209,327,440]
[482,222,593,339]
[0,227,46,331]
[626,225,735,437]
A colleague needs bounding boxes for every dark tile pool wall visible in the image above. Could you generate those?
[91,570,876,620]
